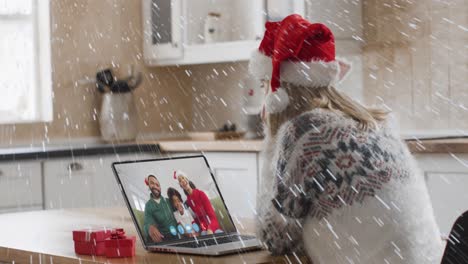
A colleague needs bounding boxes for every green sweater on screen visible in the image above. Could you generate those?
[143,195,177,242]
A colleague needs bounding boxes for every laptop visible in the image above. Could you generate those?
[112,155,263,255]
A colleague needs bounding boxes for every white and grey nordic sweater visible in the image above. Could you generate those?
[257,108,444,263]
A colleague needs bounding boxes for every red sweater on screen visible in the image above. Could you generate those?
[186,189,220,232]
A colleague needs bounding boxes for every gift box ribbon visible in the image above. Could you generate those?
[85,230,91,242]
[110,228,126,239]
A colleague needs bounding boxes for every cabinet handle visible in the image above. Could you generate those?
[172,42,178,48]
[67,162,83,171]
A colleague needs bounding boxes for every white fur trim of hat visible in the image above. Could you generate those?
[248,50,352,88]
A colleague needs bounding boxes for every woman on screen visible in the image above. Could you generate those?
[176,171,222,235]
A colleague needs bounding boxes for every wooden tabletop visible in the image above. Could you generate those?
[0,208,307,264]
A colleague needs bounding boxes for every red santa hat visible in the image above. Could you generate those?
[249,14,352,113]
[174,170,187,180]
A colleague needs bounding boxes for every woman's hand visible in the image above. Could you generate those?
[149,225,164,242]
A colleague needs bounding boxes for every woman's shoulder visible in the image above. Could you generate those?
[284,108,399,137]
[276,108,403,155]
[277,108,351,141]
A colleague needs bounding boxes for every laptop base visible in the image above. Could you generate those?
[147,235,263,256]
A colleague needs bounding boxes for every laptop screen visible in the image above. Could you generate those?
[113,155,237,245]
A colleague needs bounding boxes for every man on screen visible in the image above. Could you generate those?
[143,174,177,243]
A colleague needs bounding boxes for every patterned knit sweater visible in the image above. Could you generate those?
[257,108,444,263]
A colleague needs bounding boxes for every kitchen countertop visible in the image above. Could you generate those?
[405,137,468,154]
[0,143,161,162]
[152,139,264,152]
[0,137,467,162]
[0,140,261,162]
[152,137,468,154]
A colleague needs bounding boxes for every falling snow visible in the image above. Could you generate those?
[0,0,465,263]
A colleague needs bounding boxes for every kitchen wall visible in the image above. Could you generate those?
[3,0,461,146]
[187,62,252,132]
[362,0,468,133]
[0,0,194,146]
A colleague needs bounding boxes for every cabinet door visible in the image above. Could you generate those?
[416,153,468,236]
[142,0,183,61]
[203,152,258,220]
[0,161,42,212]
[44,158,96,209]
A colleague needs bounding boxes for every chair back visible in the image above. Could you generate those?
[441,211,468,263]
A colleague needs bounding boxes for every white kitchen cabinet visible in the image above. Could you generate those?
[415,153,468,236]
[142,0,184,62]
[142,0,359,66]
[142,0,266,66]
[203,152,258,222]
[86,156,123,208]
[165,151,260,221]
[44,153,159,209]
[44,150,260,221]
[44,158,96,209]
[0,161,42,212]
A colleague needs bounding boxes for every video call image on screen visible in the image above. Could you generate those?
[114,156,236,244]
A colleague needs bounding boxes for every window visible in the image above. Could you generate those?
[0,0,52,124]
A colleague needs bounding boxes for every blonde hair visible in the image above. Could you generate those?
[267,83,389,136]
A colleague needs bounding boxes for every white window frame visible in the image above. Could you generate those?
[0,0,52,124]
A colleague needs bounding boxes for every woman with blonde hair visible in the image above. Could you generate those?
[251,14,443,263]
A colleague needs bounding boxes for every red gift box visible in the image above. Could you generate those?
[104,228,136,258]
[72,228,112,256]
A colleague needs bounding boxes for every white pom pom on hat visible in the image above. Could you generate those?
[265,87,289,113]
[249,14,352,114]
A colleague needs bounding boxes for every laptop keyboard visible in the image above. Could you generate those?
[172,235,256,248]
